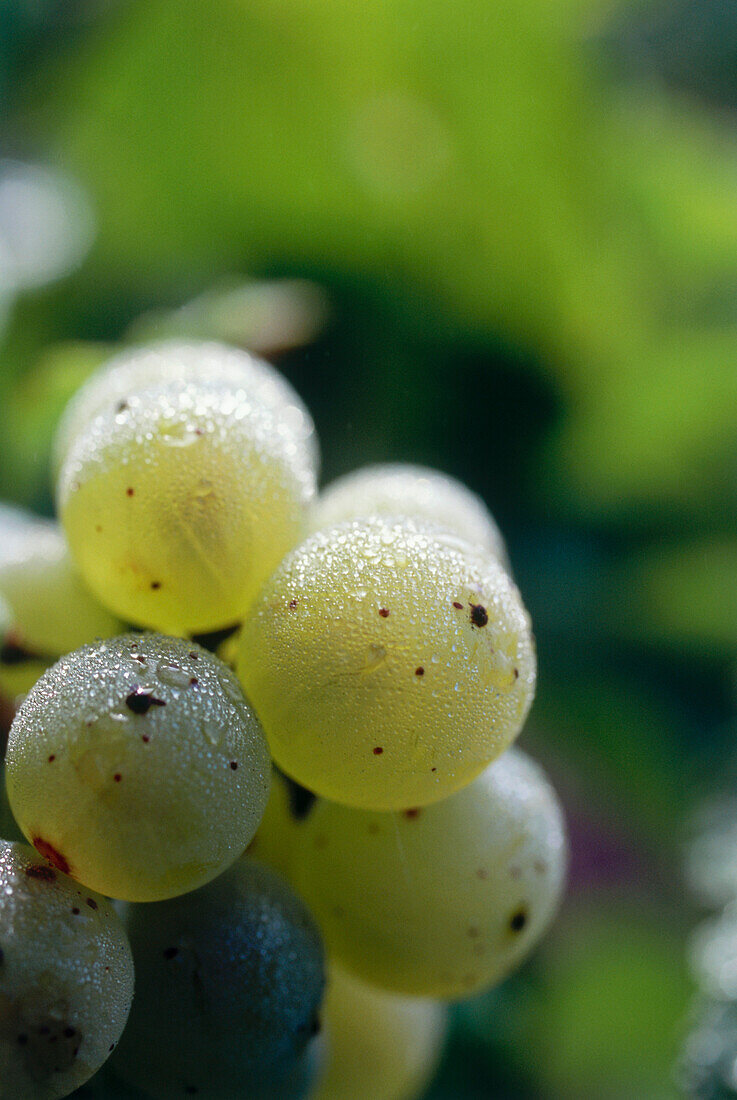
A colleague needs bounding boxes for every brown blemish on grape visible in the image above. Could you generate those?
[86,898,98,910]
[151,581,161,590]
[453,601,464,610]
[142,734,150,743]
[513,668,519,679]
[229,761,238,770]
[32,839,69,875]
[95,525,102,533]
[415,667,424,676]
[403,808,421,820]
[163,947,179,960]
[113,773,122,783]
[534,860,547,874]
[126,487,135,497]
[470,603,488,628]
[22,863,51,881]
[109,1042,115,1051]
[126,688,166,714]
[189,651,199,660]
[431,766,437,772]
[48,755,55,763]
[116,400,128,413]
[476,868,488,880]
[378,608,390,618]
[71,907,80,915]
[189,677,198,686]
[509,907,528,932]
[373,746,383,755]
[288,598,298,610]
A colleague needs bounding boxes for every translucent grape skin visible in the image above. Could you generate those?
[57,380,315,635]
[0,839,134,1099]
[292,749,567,998]
[52,339,319,479]
[311,463,508,569]
[314,962,447,1100]
[5,633,271,901]
[111,858,325,1100]
[237,516,536,810]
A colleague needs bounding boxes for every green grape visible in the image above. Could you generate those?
[5,633,270,901]
[292,748,566,998]
[53,339,319,479]
[58,381,315,634]
[311,463,508,568]
[112,858,325,1099]
[0,519,123,658]
[314,962,447,1100]
[0,763,23,842]
[237,517,535,810]
[0,839,134,1099]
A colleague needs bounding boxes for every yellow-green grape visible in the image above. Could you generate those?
[311,463,508,569]
[246,769,314,879]
[314,962,447,1100]
[0,519,123,658]
[53,338,319,479]
[5,633,270,901]
[112,859,325,1099]
[58,381,315,634]
[237,517,535,810]
[292,749,566,998]
[0,839,134,1099]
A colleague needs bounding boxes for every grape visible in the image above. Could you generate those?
[0,519,123,658]
[57,380,315,634]
[291,748,566,997]
[237,516,535,810]
[0,839,134,1099]
[311,463,508,568]
[314,962,447,1100]
[5,633,270,901]
[53,339,319,480]
[111,858,325,1099]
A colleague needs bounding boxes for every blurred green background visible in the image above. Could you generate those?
[3,0,737,1095]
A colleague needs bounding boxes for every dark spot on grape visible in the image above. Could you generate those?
[194,428,203,437]
[373,746,383,755]
[288,598,298,610]
[189,677,198,686]
[453,601,464,610]
[431,767,437,772]
[510,908,528,932]
[86,898,97,910]
[116,400,128,413]
[64,1027,76,1038]
[31,839,69,874]
[281,773,317,821]
[151,581,161,590]
[470,603,488,628]
[109,1042,115,1052]
[415,666,424,676]
[229,761,238,770]
[403,808,421,820]
[513,668,519,679]
[163,947,179,960]
[126,487,134,497]
[95,525,102,533]
[126,688,166,714]
[113,774,122,783]
[378,608,390,618]
[189,651,199,660]
[17,1034,28,1045]
[48,755,55,763]
[142,734,150,743]
[71,907,80,915]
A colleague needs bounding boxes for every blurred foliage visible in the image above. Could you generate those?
[2,0,737,1095]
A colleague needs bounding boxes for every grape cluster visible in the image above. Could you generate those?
[0,340,567,1099]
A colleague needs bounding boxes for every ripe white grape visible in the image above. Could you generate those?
[5,633,271,901]
[292,749,566,997]
[112,858,325,1099]
[314,962,447,1100]
[53,339,319,478]
[57,380,315,634]
[311,463,508,567]
[238,516,535,810]
[0,839,134,1099]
